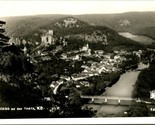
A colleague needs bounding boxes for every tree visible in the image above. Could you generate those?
[0,21,43,108]
[128,101,149,117]
[132,61,155,99]
[50,82,95,117]
[0,20,96,118]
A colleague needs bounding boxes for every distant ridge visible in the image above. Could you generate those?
[2,11,155,40]
[75,11,155,39]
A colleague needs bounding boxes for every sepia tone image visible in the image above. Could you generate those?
[0,0,155,118]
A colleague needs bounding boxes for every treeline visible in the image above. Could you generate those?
[24,23,145,53]
[127,101,149,117]
[130,26,155,40]
[63,37,106,52]
[146,42,155,49]
[52,25,116,37]
[60,27,145,53]
[128,51,155,117]
[0,20,95,118]
[6,16,146,52]
[5,15,67,37]
[81,71,121,95]
[132,58,155,99]
[119,54,139,71]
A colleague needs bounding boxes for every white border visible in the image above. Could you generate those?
[0,0,155,124]
[0,117,155,124]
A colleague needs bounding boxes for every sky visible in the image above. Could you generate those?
[0,0,155,17]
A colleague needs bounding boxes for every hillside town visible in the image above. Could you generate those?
[12,26,142,95]
[6,15,144,95]
[4,17,147,98]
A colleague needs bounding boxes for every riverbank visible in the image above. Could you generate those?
[84,62,149,117]
[102,71,140,97]
[103,62,149,97]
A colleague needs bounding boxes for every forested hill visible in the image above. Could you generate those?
[75,12,155,29]
[1,15,145,51]
[2,11,155,39]
[75,11,155,39]
[1,14,68,37]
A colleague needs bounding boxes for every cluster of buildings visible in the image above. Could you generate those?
[66,52,125,82]
[49,43,143,93]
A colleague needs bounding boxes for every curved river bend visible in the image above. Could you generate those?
[103,62,149,97]
[86,62,149,117]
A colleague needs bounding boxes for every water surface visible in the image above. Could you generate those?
[119,32,155,45]
[103,62,149,97]
[86,63,149,117]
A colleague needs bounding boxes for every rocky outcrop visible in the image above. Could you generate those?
[118,19,131,26]
[54,17,88,28]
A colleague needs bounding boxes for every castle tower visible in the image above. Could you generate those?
[41,30,54,46]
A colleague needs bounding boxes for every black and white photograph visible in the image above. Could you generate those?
[0,0,155,123]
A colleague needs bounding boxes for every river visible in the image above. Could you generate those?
[102,62,149,97]
[85,62,149,117]
[119,32,155,45]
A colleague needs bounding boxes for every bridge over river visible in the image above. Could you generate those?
[81,95,153,106]
[81,95,135,105]
[81,63,151,116]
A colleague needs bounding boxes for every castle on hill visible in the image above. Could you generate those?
[41,30,55,46]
